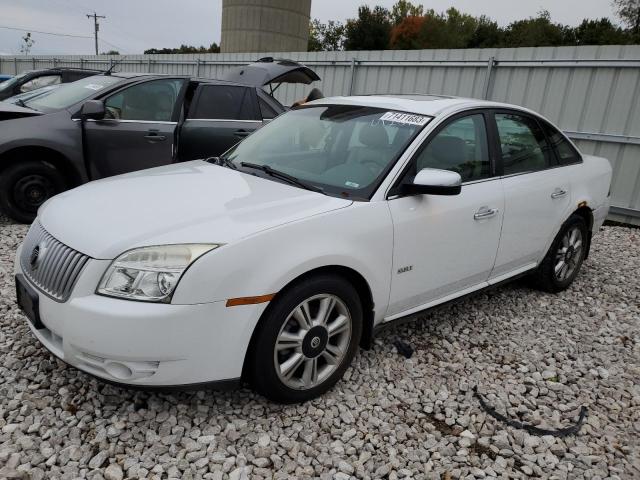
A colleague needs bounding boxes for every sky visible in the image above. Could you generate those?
[0,0,620,55]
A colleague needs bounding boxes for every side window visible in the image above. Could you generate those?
[414,114,490,182]
[189,86,259,120]
[20,75,62,92]
[104,79,183,122]
[495,113,553,175]
[259,96,278,120]
[541,121,582,166]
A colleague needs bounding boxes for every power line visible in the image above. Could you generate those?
[0,24,92,39]
[86,12,106,55]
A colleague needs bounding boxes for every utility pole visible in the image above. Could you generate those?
[86,12,106,55]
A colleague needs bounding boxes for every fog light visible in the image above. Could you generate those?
[104,361,133,380]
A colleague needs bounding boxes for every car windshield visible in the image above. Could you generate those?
[24,75,122,112]
[222,105,431,199]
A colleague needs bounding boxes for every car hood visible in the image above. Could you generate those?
[0,101,42,120]
[39,160,352,259]
[222,58,320,87]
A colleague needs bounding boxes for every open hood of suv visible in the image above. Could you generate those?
[222,58,320,87]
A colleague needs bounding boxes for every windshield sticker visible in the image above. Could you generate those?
[345,181,360,188]
[84,84,105,91]
[379,111,430,126]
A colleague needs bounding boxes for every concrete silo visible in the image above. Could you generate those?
[221,0,312,53]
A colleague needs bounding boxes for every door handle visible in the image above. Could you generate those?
[474,207,499,220]
[551,188,568,199]
[234,129,250,138]
[144,130,167,142]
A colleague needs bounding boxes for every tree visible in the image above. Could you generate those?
[613,0,640,33]
[20,32,35,55]
[144,43,220,54]
[390,16,426,49]
[344,6,392,50]
[573,18,631,45]
[503,10,571,47]
[308,19,345,51]
[101,50,120,55]
[468,16,504,48]
[391,0,424,25]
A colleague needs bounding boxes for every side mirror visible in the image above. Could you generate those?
[405,168,462,196]
[80,100,106,121]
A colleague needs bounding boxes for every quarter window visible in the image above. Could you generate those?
[259,97,278,120]
[104,79,183,122]
[189,86,259,120]
[541,122,581,165]
[414,114,490,182]
[495,113,552,175]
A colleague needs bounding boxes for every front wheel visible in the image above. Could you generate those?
[249,275,363,403]
[531,214,588,293]
[0,161,67,223]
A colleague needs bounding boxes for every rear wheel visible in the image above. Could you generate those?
[0,161,66,223]
[249,275,362,403]
[531,214,588,293]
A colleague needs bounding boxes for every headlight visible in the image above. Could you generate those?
[97,244,219,302]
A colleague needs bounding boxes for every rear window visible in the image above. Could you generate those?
[541,121,582,166]
[189,85,259,120]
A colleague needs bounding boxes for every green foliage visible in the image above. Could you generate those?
[308,19,345,51]
[144,43,220,54]
[309,1,638,51]
[344,6,392,51]
[100,50,120,55]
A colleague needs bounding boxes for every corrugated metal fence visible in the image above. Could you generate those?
[2,45,640,224]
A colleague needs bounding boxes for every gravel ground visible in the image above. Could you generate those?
[0,214,638,480]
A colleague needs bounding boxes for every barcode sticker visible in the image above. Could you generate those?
[380,111,430,126]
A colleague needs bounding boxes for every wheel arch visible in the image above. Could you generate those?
[571,205,594,259]
[0,146,82,188]
[241,264,376,382]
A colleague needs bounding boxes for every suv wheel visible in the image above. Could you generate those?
[249,275,362,403]
[0,161,66,223]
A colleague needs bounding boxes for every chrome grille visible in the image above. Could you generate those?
[20,222,90,302]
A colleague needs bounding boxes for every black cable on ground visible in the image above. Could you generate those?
[473,386,587,437]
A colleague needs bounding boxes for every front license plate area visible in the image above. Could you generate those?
[15,274,44,329]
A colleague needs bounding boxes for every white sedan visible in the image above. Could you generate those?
[14,95,611,402]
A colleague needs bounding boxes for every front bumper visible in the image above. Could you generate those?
[14,245,267,387]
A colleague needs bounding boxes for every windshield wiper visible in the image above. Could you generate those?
[240,162,324,194]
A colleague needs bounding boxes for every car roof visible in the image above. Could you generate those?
[308,94,531,118]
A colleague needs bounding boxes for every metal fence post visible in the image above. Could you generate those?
[32,58,36,70]
[14,57,18,74]
[147,58,152,73]
[348,58,357,95]
[482,56,496,100]
[196,59,201,77]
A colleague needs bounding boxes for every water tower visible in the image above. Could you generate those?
[221,0,312,53]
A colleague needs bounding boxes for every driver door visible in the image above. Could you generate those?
[386,112,504,319]
[84,78,186,179]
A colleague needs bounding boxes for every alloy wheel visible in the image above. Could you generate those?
[274,294,352,390]
[554,225,583,282]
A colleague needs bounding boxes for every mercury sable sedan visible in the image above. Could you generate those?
[14,95,611,402]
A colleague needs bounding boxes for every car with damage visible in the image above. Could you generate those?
[0,67,102,101]
[14,94,611,403]
[0,58,320,222]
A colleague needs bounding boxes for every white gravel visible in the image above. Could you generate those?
[0,214,638,479]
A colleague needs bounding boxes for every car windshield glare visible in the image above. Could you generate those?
[25,75,122,112]
[223,105,430,199]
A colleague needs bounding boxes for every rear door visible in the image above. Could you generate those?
[177,84,262,161]
[84,78,186,178]
[490,110,573,282]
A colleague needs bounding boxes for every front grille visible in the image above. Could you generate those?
[20,221,90,302]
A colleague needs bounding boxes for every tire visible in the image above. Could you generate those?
[249,274,363,403]
[0,161,67,223]
[531,214,588,293]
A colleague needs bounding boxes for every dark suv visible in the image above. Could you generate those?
[0,59,320,222]
[0,68,103,101]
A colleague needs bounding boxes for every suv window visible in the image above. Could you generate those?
[189,85,258,120]
[495,112,553,175]
[414,114,490,182]
[541,121,581,166]
[259,97,278,120]
[105,79,183,122]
